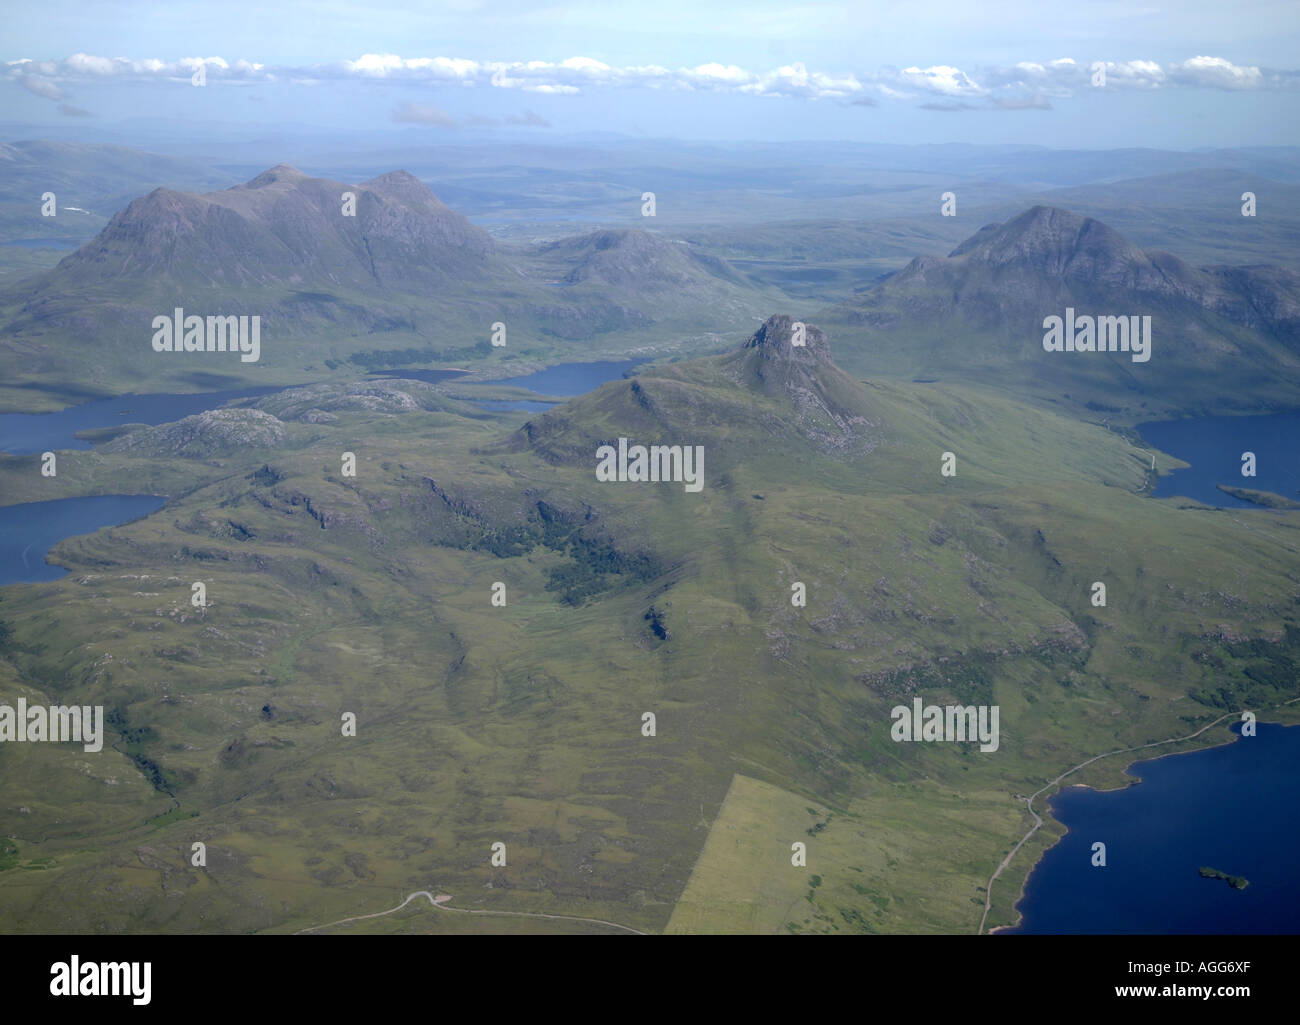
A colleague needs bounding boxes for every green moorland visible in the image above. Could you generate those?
[0,276,801,415]
[0,321,1297,934]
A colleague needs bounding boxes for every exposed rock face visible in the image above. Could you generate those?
[252,379,456,420]
[722,314,878,451]
[510,314,881,466]
[104,408,286,457]
[738,312,834,371]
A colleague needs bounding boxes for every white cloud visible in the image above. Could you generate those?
[4,52,1295,105]
[897,65,985,96]
[559,56,611,74]
[1170,55,1264,89]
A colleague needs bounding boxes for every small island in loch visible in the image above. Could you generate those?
[1198,867,1250,890]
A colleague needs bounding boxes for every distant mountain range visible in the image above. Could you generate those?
[55,165,497,290]
[2,163,1297,421]
[826,205,1300,418]
[0,139,242,246]
[0,164,775,407]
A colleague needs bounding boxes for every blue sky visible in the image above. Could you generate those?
[4,0,1299,147]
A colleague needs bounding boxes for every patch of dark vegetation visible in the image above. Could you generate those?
[469,524,539,559]
[644,605,669,640]
[548,533,662,605]
[107,706,178,797]
[247,464,286,487]
[863,654,996,705]
[544,533,661,605]
[412,484,663,604]
[345,852,374,880]
[1188,626,1300,709]
[839,906,876,932]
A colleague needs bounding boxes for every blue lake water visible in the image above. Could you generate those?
[0,494,166,586]
[0,387,280,455]
[0,362,649,456]
[483,359,647,395]
[0,361,648,582]
[1004,722,1300,934]
[1138,411,1300,509]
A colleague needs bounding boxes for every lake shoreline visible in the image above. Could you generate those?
[0,493,168,588]
[1138,410,1300,509]
[989,711,1300,935]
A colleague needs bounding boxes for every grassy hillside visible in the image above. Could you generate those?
[1,322,1296,933]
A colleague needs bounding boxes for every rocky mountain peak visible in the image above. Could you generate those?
[743,313,833,363]
[948,205,1137,276]
[241,164,308,189]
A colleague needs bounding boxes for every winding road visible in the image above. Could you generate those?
[977,708,1261,935]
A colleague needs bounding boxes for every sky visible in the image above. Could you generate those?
[3,0,1299,148]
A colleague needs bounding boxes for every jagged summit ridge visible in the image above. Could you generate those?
[743,313,833,362]
[722,315,876,450]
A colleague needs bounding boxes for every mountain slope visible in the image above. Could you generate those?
[825,206,1300,418]
[534,228,750,291]
[0,166,779,409]
[41,165,497,292]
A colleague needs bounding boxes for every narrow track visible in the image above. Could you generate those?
[977,710,1243,935]
[297,890,646,935]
